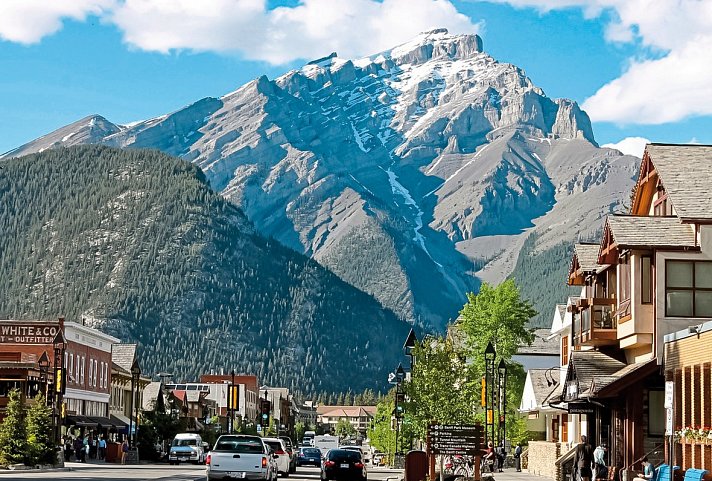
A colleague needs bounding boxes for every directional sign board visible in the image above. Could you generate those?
[665,381,674,409]
[428,424,484,456]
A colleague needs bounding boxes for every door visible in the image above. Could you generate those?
[562,414,569,444]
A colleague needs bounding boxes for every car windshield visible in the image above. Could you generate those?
[328,450,361,462]
[265,441,282,452]
[302,448,321,455]
[214,436,265,453]
[172,439,197,447]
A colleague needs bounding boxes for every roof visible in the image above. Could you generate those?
[516,328,559,356]
[574,243,602,272]
[646,143,712,221]
[594,359,660,397]
[111,344,137,372]
[568,351,626,397]
[605,215,697,249]
[142,381,163,411]
[527,369,559,407]
[556,305,566,321]
[317,405,377,417]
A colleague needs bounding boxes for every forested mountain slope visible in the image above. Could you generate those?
[0,145,410,392]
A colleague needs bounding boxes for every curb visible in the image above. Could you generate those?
[0,467,72,475]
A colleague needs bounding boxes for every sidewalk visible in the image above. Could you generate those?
[483,470,554,481]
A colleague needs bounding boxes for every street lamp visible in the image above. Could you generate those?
[484,341,496,445]
[544,366,559,387]
[129,359,141,449]
[38,352,50,398]
[52,330,66,447]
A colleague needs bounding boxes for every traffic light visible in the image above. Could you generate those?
[260,399,270,421]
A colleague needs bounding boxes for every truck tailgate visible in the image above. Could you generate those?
[209,452,266,478]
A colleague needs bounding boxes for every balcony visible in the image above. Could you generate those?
[573,298,618,347]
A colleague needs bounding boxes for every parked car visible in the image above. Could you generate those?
[168,433,206,465]
[321,448,367,481]
[262,437,291,477]
[206,434,277,481]
[297,447,322,467]
[279,436,297,473]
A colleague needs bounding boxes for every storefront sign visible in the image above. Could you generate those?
[664,381,674,409]
[568,402,596,415]
[0,323,59,344]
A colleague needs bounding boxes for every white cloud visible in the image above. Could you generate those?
[486,0,712,125]
[0,0,479,65]
[601,136,650,158]
[0,0,112,44]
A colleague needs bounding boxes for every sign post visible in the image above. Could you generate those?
[665,381,674,481]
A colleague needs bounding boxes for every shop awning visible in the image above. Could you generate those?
[89,416,114,429]
[66,415,97,427]
[594,359,660,398]
[109,414,129,428]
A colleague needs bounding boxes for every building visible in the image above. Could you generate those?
[109,344,151,438]
[513,328,559,371]
[293,399,318,427]
[664,320,712,472]
[522,143,712,479]
[316,405,377,434]
[197,374,259,427]
[261,386,294,434]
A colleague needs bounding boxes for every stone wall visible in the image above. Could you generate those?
[528,441,561,479]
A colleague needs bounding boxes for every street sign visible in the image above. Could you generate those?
[428,424,484,456]
[257,424,262,433]
[665,381,674,409]
[665,408,673,436]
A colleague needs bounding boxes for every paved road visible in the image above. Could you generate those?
[0,463,404,481]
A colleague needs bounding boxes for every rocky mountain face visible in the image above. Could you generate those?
[4,29,638,328]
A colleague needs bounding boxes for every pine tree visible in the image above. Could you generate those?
[26,393,55,466]
[0,389,27,466]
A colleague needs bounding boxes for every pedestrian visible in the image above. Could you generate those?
[98,436,106,460]
[73,436,83,462]
[593,443,608,480]
[572,435,594,481]
[496,440,505,472]
[64,437,72,462]
[121,438,129,465]
[82,434,89,463]
[483,441,496,473]
[637,456,654,480]
[514,442,523,472]
[89,434,97,459]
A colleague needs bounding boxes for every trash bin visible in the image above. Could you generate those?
[405,451,428,481]
[683,468,708,481]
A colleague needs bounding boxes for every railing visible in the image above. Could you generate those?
[555,444,578,481]
[575,298,618,346]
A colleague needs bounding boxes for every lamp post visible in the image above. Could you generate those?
[497,359,508,451]
[228,370,236,434]
[52,331,66,446]
[38,352,50,398]
[484,342,496,445]
[394,363,405,456]
[129,359,141,449]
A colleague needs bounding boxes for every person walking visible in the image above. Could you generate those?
[496,440,506,472]
[593,443,608,480]
[64,437,73,462]
[572,435,594,481]
[73,437,83,462]
[514,443,523,472]
[121,438,129,465]
[483,441,496,473]
[82,434,89,463]
[98,436,106,460]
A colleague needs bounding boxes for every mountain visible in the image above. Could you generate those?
[3,29,639,327]
[0,145,411,392]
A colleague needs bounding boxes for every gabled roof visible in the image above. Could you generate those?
[527,369,559,408]
[112,344,137,372]
[317,405,377,417]
[556,305,566,321]
[599,215,697,263]
[574,243,602,272]
[143,381,164,411]
[516,328,558,356]
[645,144,712,221]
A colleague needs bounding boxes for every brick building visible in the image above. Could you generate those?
[665,320,712,472]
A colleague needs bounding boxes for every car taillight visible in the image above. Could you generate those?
[262,456,268,468]
[206,454,211,465]
[325,460,335,467]
[354,462,364,469]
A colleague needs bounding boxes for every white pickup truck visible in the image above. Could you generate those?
[207,435,278,481]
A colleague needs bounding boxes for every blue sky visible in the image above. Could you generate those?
[1,0,711,156]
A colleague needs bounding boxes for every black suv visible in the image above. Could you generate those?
[321,449,366,481]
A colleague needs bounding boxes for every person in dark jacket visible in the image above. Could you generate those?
[514,443,523,472]
[572,435,594,481]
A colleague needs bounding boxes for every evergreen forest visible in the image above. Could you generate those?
[0,146,411,393]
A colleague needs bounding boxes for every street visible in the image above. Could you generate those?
[0,464,406,481]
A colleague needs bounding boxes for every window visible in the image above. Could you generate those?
[104,362,108,388]
[666,260,712,317]
[99,362,103,389]
[89,358,93,386]
[75,354,79,382]
[649,390,665,436]
[81,356,85,385]
[561,336,569,366]
[94,360,98,387]
[619,255,631,302]
[642,256,653,304]
[69,353,74,384]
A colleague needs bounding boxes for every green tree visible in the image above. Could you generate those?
[335,419,356,438]
[295,422,306,441]
[0,389,27,466]
[26,394,55,466]
[368,396,395,457]
[458,280,536,374]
